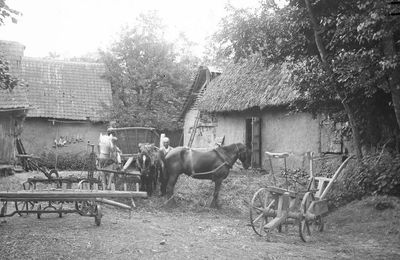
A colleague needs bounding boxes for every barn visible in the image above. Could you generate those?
[1,40,112,157]
[184,56,343,169]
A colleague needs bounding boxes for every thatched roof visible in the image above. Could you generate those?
[197,56,298,112]
[179,66,221,119]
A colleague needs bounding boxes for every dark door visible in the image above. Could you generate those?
[245,117,262,168]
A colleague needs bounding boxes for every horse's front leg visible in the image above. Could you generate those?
[210,178,223,209]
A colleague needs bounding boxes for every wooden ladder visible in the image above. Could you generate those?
[188,110,201,147]
[187,76,209,148]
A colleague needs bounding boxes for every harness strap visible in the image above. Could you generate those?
[188,148,232,177]
[191,162,229,177]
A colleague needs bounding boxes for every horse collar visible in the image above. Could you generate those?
[214,149,234,169]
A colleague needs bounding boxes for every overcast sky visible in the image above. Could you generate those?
[0,0,261,58]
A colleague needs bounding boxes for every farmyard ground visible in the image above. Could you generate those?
[0,171,399,260]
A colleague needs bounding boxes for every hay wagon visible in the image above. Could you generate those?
[249,151,353,242]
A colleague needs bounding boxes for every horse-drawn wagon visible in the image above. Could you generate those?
[249,151,353,241]
[98,127,161,196]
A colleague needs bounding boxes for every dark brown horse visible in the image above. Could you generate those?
[161,143,251,208]
[137,144,163,196]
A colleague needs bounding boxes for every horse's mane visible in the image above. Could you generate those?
[216,143,245,153]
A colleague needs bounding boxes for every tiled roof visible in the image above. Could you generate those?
[0,85,30,111]
[21,58,112,122]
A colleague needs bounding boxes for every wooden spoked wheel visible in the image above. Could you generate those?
[15,201,35,216]
[299,192,314,242]
[250,188,277,237]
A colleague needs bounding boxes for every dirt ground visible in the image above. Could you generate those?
[1,171,400,260]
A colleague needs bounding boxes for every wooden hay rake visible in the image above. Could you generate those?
[1,144,148,226]
[0,188,147,226]
[249,151,353,242]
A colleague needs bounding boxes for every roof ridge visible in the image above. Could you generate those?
[22,57,104,67]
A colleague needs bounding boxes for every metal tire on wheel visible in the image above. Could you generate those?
[250,188,277,237]
[299,192,314,242]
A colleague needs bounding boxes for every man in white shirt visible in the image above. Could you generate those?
[160,137,173,156]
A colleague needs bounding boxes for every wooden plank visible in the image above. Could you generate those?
[0,190,148,199]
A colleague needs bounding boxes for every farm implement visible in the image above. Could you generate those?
[1,142,149,226]
[0,189,147,226]
[249,151,353,242]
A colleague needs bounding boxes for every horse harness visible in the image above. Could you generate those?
[188,146,239,177]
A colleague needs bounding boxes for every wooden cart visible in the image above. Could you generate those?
[249,151,353,242]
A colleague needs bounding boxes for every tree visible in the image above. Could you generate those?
[0,0,22,91]
[212,0,400,158]
[101,11,199,130]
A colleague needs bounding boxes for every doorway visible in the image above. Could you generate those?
[245,117,262,168]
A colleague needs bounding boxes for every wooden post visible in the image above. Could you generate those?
[160,133,165,148]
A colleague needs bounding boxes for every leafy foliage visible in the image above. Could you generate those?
[0,0,19,26]
[0,59,20,90]
[212,0,400,153]
[328,152,400,207]
[100,12,199,130]
[0,0,22,91]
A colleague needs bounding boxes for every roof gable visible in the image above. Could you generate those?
[197,56,298,113]
[21,58,112,121]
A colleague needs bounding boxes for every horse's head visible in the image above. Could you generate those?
[137,152,152,177]
[236,143,251,169]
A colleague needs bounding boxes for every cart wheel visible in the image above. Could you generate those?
[250,188,277,237]
[15,201,35,216]
[94,204,102,226]
[49,169,59,179]
[299,192,314,242]
[22,181,33,190]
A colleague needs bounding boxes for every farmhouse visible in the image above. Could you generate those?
[183,56,343,169]
[0,40,112,157]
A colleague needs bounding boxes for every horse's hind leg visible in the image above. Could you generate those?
[210,178,223,209]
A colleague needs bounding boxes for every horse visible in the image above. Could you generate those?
[137,143,163,196]
[161,143,251,208]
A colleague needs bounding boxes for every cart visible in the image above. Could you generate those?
[98,127,160,191]
[249,151,353,242]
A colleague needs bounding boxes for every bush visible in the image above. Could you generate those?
[328,152,400,208]
[39,151,94,171]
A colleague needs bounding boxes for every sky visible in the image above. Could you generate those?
[0,0,261,58]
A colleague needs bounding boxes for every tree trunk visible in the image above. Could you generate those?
[304,0,363,160]
[383,32,400,131]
